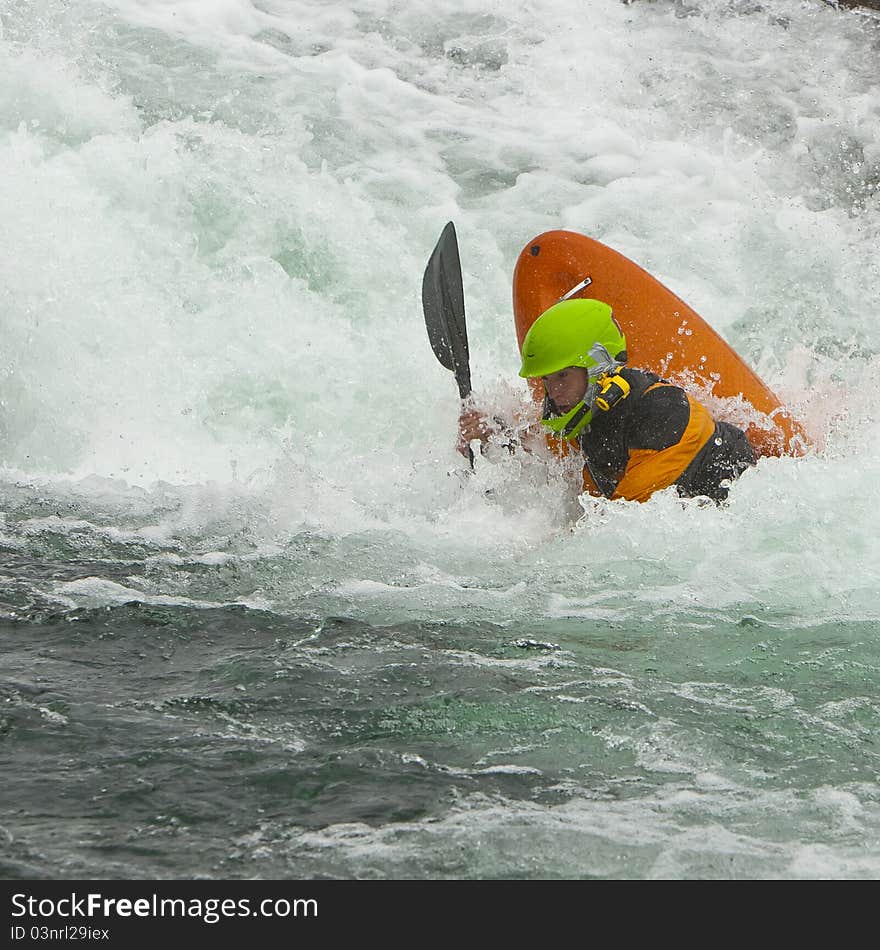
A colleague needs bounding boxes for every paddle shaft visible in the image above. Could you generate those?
[421,222,475,463]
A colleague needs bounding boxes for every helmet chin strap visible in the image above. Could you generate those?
[588,342,625,376]
[541,380,599,439]
[541,343,630,440]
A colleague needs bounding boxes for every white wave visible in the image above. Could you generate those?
[0,0,877,627]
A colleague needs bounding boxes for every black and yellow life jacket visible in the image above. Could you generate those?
[577,369,755,503]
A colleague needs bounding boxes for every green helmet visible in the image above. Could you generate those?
[518,299,627,380]
[519,299,628,441]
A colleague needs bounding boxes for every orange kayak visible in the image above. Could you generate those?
[512,230,810,458]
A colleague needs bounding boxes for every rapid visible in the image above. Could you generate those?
[1,0,879,879]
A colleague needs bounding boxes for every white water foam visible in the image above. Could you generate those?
[1,0,879,625]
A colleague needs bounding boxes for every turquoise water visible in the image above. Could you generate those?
[1,0,879,879]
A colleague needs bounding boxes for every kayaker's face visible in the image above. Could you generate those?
[542,366,589,414]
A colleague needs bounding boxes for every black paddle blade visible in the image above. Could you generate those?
[422,221,471,400]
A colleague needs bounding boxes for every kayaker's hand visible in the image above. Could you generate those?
[457,408,492,457]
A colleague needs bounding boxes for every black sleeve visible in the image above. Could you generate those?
[627,385,690,451]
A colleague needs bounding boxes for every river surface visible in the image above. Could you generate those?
[1,0,879,879]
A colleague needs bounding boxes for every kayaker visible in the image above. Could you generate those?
[458,298,756,503]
